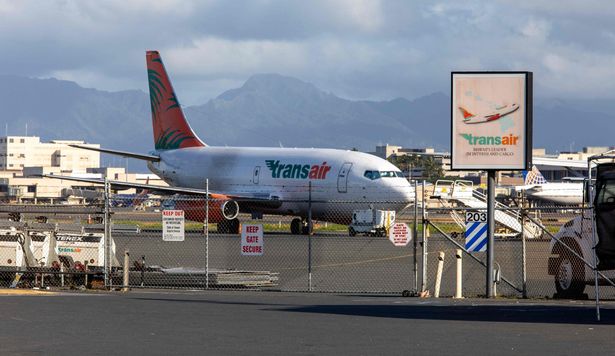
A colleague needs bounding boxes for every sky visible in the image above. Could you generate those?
[1,0,615,105]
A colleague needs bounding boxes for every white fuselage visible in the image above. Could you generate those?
[521,182,584,205]
[147,146,414,222]
[463,103,519,124]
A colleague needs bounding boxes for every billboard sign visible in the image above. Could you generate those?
[451,72,532,170]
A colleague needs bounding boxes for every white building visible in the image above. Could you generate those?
[0,136,167,203]
[0,136,100,173]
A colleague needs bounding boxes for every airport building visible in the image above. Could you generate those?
[0,136,100,172]
[532,146,613,180]
[371,144,614,182]
[371,144,452,179]
[0,136,166,203]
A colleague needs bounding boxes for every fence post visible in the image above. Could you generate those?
[434,251,445,298]
[205,179,209,290]
[421,180,427,293]
[103,177,111,289]
[454,249,463,299]
[122,250,130,292]
[413,180,418,293]
[587,165,601,321]
[308,181,312,292]
[521,192,528,298]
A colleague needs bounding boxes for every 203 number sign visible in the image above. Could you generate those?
[465,211,487,223]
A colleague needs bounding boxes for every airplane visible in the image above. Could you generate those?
[515,166,584,205]
[46,50,414,234]
[459,103,519,124]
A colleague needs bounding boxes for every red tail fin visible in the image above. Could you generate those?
[459,106,475,119]
[146,51,205,150]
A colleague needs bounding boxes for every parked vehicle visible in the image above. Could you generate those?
[348,209,395,237]
[549,162,615,298]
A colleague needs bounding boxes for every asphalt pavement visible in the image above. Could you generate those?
[1,289,614,355]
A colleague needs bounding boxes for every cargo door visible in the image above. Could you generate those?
[253,166,261,184]
[337,163,352,193]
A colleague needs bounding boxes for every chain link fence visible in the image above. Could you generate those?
[2,187,615,300]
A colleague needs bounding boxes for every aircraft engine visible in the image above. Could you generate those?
[220,200,239,220]
[171,197,239,223]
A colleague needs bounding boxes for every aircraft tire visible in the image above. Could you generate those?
[290,218,302,235]
[301,222,312,235]
[228,218,240,234]
[348,227,356,237]
[217,220,229,234]
[218,219,240,234]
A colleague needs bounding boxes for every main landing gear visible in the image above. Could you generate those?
[290,218,312,235]
[217,218,240,234]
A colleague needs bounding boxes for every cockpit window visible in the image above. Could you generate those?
[364,170,402,180]
[364,170,378,180]
[379,171,396,178]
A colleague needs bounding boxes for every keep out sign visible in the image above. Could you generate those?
[241,224,263,256]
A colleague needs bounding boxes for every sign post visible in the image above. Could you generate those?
[487,171,495,296]
[451,72,532,298]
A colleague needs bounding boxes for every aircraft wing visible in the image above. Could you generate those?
[41,174,280,204]
[405,152,451,158]
[42,174,210,195]
[533,156,586,169]
[69,144,160,162]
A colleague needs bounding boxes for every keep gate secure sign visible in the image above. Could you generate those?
[241,224,264,256]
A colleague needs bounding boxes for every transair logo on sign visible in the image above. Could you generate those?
[460,133,519,145]
[265,160,332,179]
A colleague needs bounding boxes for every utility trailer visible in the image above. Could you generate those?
[0,221,120,288]
[348,209,395,236]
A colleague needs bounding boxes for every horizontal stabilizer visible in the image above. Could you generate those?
[69,144,160,162]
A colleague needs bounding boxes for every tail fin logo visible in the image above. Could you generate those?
[146,51,205,150]
[147,69,165,121]
[459,107,475,120]
[524,166,548,185]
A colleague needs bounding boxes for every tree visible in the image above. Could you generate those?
[389,154,444,182]
[420,156,445,182]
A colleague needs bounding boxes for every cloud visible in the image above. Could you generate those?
[0,0,615,104]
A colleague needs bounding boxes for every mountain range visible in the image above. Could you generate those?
[0,73,613,171]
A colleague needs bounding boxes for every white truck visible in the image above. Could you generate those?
[548,161,615,298]
[348,209,395,237]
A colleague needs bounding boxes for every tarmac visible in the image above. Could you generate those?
[1,289,615,355]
